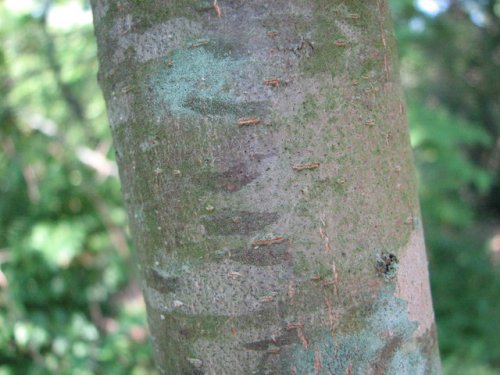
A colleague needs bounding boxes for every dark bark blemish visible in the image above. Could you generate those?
[252,153,275,162]
[228,241,290,266]
[243,330,299,351]
[417,323,441,373]
[376,252,398,280]
[216,162,260,192]
[146,268,179,293]
[182,357,204,375]
[372,336,403,375]
[194,0,213,12]
[201,210,279,235]
[214,153,275,192]
[272,36,314,59]
[184,96,241,117]
[183,370,203,375]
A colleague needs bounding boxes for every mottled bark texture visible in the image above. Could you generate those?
[90,0,441,374]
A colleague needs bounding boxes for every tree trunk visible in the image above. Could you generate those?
[90,0,441,373]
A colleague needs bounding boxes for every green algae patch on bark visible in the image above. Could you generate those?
[148,46,244,118]
[287,287,434,375]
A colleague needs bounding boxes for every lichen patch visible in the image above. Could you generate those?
[106,91,133,127]
[148,47,244,118]
[289,287,429,375]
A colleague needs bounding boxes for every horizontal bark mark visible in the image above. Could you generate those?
[215,162,260,193]
[373,336,403,375]
[145,268,179,294]
[214,153,275,193]
[201,210,279,236]
[243,330,299,351]
[182,370,203,375]
[184,96,268,120]
[229,242,291,266]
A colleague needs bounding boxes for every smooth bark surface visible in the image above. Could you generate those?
[91,0,441,373]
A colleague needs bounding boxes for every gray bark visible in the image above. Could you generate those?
[90,0,441,373]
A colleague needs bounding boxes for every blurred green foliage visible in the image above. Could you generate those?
[0,0,156,373]
[0,0,498,374]
[392,0,500,373]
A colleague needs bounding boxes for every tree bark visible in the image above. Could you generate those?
[90,0,441,373]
